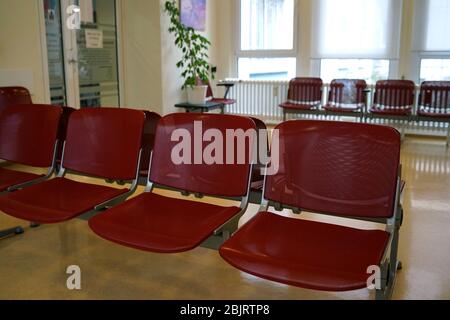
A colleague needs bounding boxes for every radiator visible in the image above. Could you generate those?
[224,79,449,138]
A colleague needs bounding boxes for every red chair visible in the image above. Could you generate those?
[220,120,403,300]
[0,104,61,238]
[369,80,415,120]
[0,87,33,114]
[0,104,61,192]
[324,79,367,120]
[89,113,255,253]
[417,81,450,145]
[279,78,323,121]
[0,108,145,225]
[205,82,236,107]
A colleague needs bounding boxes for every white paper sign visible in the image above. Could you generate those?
[85,29,103,49]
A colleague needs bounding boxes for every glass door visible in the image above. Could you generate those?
[44,0,67,106]
[43,0,120,108]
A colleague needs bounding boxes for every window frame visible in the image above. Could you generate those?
[235,0,299,78]
[411,51,450,84]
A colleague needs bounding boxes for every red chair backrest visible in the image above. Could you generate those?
[56,106,77,163]
[328,79,367,107]
[63,108,145,180]
[150,113,256,198]
[264,120,401,219]
[419,81,450,111]
[0,104,61,167]
[140,111,162,172]
[0,87,33,113]
[373,80,415,110]
[287,78,323,105]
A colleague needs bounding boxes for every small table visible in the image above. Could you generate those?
[175,101,225,114]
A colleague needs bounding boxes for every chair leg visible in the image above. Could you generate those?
[376,216,402,300]
[0,226,24,239]
[359,112,365,123]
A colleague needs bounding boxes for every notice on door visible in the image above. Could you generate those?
[85,29,103,49]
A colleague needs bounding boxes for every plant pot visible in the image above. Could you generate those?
[187,85,208,104]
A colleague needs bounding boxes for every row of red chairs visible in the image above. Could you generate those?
[280,78,450,123]
[0,105,403,299]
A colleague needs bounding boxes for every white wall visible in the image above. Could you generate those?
[0,0,49,103]
[119,0,164,114]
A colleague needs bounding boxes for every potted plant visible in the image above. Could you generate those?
[164,0,216,104]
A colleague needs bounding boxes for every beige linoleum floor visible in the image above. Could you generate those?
[0,137,449,300]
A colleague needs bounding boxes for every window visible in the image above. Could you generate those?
[238,0,296,80]
[320,59,390,84]
[412,0,450,82]
[312,0,401,82]
[420,59,450,82]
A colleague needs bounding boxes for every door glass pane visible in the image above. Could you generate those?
[44,0,67,106]
[76,0,119,107]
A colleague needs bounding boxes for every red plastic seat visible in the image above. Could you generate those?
[220,120,402,297]
[0,87,32,114]
[89,113,256,253]
[0,169,44,192]
[90,192,241,253]
[0,104,62,192]
[280,78,323,119]
[0,178,128,223]
[369,80,415,117]
[221,212,390,291]
[0,108,145,224]
[324,79,367,115]
[417,81,450,118]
